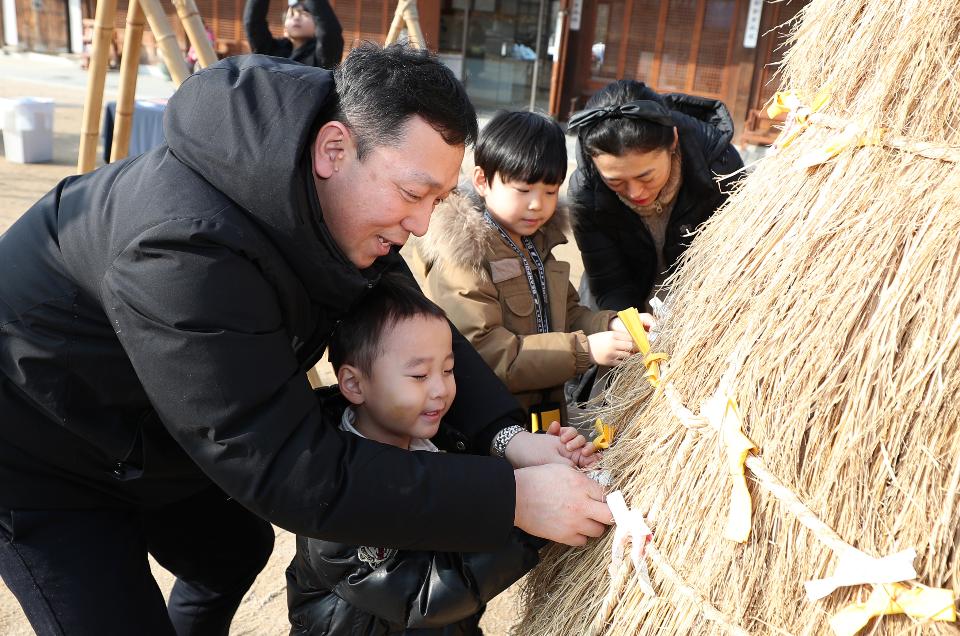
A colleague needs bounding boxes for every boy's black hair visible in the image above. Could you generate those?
[474,110,567,186]
[578,80,675,160]
[331,42,478,160]
[328,272,449,375]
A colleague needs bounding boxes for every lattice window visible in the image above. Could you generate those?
[626,0,662,83]
[657,0,697,91]
[693,0,734,95]
[597,0,625,78]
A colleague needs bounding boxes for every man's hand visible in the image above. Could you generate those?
[514,464,612,546]
[503,421,597,469]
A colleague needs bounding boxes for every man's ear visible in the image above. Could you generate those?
[337,364,366,406]
[312,121,351,179]
[671,126,679,152]
[472,165,490,196]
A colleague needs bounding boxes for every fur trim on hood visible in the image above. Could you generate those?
[413,187,570,282]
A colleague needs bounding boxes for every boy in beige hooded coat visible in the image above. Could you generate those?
[414,111,640,429]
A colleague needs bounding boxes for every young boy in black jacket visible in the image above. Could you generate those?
[286,273,595,635]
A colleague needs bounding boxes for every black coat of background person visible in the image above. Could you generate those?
[0,56,523,552]
[568,84,745,311]
[244,0,344,69]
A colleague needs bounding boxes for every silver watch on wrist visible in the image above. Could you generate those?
[491,424,525,458]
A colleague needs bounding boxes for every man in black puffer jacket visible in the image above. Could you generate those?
[568,80,744,312]
[0,44,611,635]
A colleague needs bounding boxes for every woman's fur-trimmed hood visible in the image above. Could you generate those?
[413,187,570,281]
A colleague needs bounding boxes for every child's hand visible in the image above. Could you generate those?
[587,330,636,366]
[503,421,597,469]
[609,313,656,334]
[550,421,598,467]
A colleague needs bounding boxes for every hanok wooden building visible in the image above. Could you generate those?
[0,0,808,143]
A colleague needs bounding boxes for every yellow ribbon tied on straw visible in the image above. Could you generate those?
[700,387,757,543]
[617,307,668,387]
[797,121,885,169]
[766,89,831,150]
[829,583,956,636]
[592,418,614,451]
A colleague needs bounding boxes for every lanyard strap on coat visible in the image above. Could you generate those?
[484,210,551,334]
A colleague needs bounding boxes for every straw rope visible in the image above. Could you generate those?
[588,533,751,636]
[661,377,862,560]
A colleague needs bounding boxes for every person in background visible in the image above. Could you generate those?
[286,273,593,635]
[415,111,647,431]
[567,79,744,312]
[244,0,344,69]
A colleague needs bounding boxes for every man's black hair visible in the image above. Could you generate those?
[474,110,567,186]
[331,42,478,160]
[328,272,448,375]
[579,80,675,158]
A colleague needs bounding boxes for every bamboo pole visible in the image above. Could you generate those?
[138,0,191,86]
[110,0,145,163]
[385,0,424,48]
[77,0,119,173]
[171,0,217,69]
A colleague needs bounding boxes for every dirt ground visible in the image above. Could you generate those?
[0,51,595,636]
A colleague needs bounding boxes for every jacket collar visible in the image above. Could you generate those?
[414,189,569,281]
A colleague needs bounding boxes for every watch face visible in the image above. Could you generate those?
[357,545,396,567]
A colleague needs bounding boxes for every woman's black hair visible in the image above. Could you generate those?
[578,80,675,159]
[474,110,567,186]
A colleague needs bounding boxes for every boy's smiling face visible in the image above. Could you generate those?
[473,168,559,245]
[343,315,456,449]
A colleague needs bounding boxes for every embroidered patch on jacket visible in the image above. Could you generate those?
[490,258,523,283]
[357,545,397,567]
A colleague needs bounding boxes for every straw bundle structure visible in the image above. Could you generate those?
[518,0,960,633]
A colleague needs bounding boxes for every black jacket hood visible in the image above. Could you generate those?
[163,55,379,303]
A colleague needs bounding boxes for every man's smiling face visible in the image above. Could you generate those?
[314,116,463,269]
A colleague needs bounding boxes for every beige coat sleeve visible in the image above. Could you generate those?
[565,280,617,336]
[425,264,593,395]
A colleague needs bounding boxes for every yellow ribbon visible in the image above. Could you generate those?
[797,122,886,168]
[829,583,956,636]
[701,389,757,543]
[766,89,831,150]
[617,307,668,387]
[592,418,615,450]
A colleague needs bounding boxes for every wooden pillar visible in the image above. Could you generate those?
[111,0,145,162]
[77,0,119,173]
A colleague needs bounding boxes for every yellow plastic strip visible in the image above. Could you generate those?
[617,307,668,387]
[592,418,615,450]
[829,583,956,636]
[617,307,651,354]
[701,389,757,542]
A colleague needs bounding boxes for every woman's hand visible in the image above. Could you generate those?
[587,330,636,366]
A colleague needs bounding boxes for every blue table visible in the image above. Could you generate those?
[102,99,167,163]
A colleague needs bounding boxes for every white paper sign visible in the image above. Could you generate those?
[743,0,763,48]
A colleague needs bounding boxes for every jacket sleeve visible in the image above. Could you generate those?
[427,262,593,394]
[569,171,647,311]
[243,0,284,55]
[99,220,516,552]
[565,279,617,336]
[305,0,344,68]
[298,531,546,629]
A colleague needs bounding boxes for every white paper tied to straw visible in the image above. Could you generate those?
[804,547,918,601]
[607,490,656,597]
